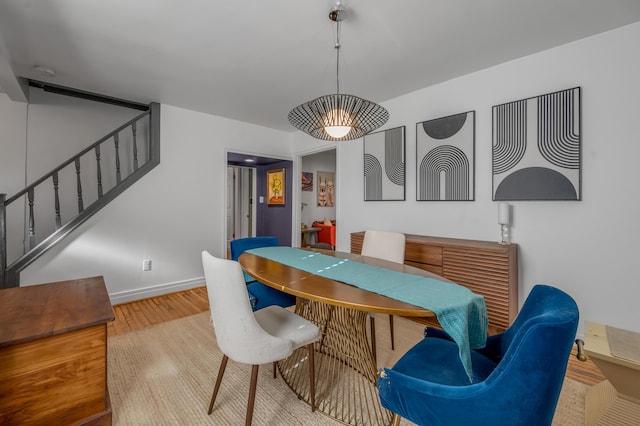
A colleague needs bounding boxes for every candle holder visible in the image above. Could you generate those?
[500,223,510,245]
[497,202,510,245]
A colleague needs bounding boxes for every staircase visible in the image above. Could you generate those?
[1,102,160,288]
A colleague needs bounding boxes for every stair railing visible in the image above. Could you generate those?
[1,103,160,288]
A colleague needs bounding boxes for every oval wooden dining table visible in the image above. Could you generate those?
[239,249,445,426]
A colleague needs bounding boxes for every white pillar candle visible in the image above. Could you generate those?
[498,202,510,225]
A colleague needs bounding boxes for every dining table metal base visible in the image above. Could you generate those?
[278,299,394,426]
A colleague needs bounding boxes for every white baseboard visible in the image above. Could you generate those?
[109,276,206,305]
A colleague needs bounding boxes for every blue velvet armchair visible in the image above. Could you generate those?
[229,236,296,311]
[377,284,579,426]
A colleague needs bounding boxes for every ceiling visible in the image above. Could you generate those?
[1,1,640,133]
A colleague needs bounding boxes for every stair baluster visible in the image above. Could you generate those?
[75,158,84,213]
[53,172,61,229]
[96,145,103,198]
[132,122,139,171]
[27,188,35,250]
[114,133,122,184]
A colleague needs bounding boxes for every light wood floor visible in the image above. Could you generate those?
[107,286,605,387]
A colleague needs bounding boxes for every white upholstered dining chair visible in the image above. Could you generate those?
[360,230,406,359]
[201,251,321,426]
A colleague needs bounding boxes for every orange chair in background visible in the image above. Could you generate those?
[313,220,336,249]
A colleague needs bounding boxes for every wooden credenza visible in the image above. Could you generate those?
[0,276,115,425]
[351,232,518,332]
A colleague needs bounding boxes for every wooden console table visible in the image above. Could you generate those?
[0,276,114,425]
[351,232,518,332]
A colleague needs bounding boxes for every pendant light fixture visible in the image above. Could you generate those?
[288,3,389,141]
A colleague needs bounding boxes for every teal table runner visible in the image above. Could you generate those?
[247,246,488,382]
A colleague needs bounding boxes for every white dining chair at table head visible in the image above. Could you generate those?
[361,230,406,264]
[361,230,406,359]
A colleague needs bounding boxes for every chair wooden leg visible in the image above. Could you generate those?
[273,361,277,378]
[370,315,377,363]
[392,413,401,426]
[208,355,229,414]
[245,365,260,426]
[307,343,316,412]
[389,314,395,350]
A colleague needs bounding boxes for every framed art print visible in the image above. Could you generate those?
[301,172,313,191]
[492,87,581,200]
[363,126,406,201]
[267,168,285,205]
[416,111,475,201]
[317,171,335,206]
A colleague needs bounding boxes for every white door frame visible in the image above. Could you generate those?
[294,145,338,248]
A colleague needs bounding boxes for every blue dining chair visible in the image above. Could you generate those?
[229,237,296,311]
[377,284,579,426]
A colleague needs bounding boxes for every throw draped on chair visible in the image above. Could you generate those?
[230,236,296,310]
[361,230,406,359]
[377,284,579,426]
[201,251,321,426]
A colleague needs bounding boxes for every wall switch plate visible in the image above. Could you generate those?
[142,259,152,271]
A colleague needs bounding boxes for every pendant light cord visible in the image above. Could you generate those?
[335,18,341,95]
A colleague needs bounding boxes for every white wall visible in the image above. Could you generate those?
[0,93,27,195]
[0,93,28,264]
[19,104,294,303]
[293,23,640,336]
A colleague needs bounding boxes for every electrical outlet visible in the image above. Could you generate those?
[142,259,152,271]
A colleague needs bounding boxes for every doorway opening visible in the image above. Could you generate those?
[226,152,294,255]
[299,148,337,248]
[226,166,254,243]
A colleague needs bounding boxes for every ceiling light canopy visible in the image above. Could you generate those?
[33,65,56,78]
[288,4,389,141]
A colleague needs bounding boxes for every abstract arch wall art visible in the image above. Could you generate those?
[363,126,405,201]
[416,111,475,201]
[493,87,581,201]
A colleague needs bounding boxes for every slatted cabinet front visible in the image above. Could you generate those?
[351,232,518,332]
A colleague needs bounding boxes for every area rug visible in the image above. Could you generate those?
[108,312,586,425]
